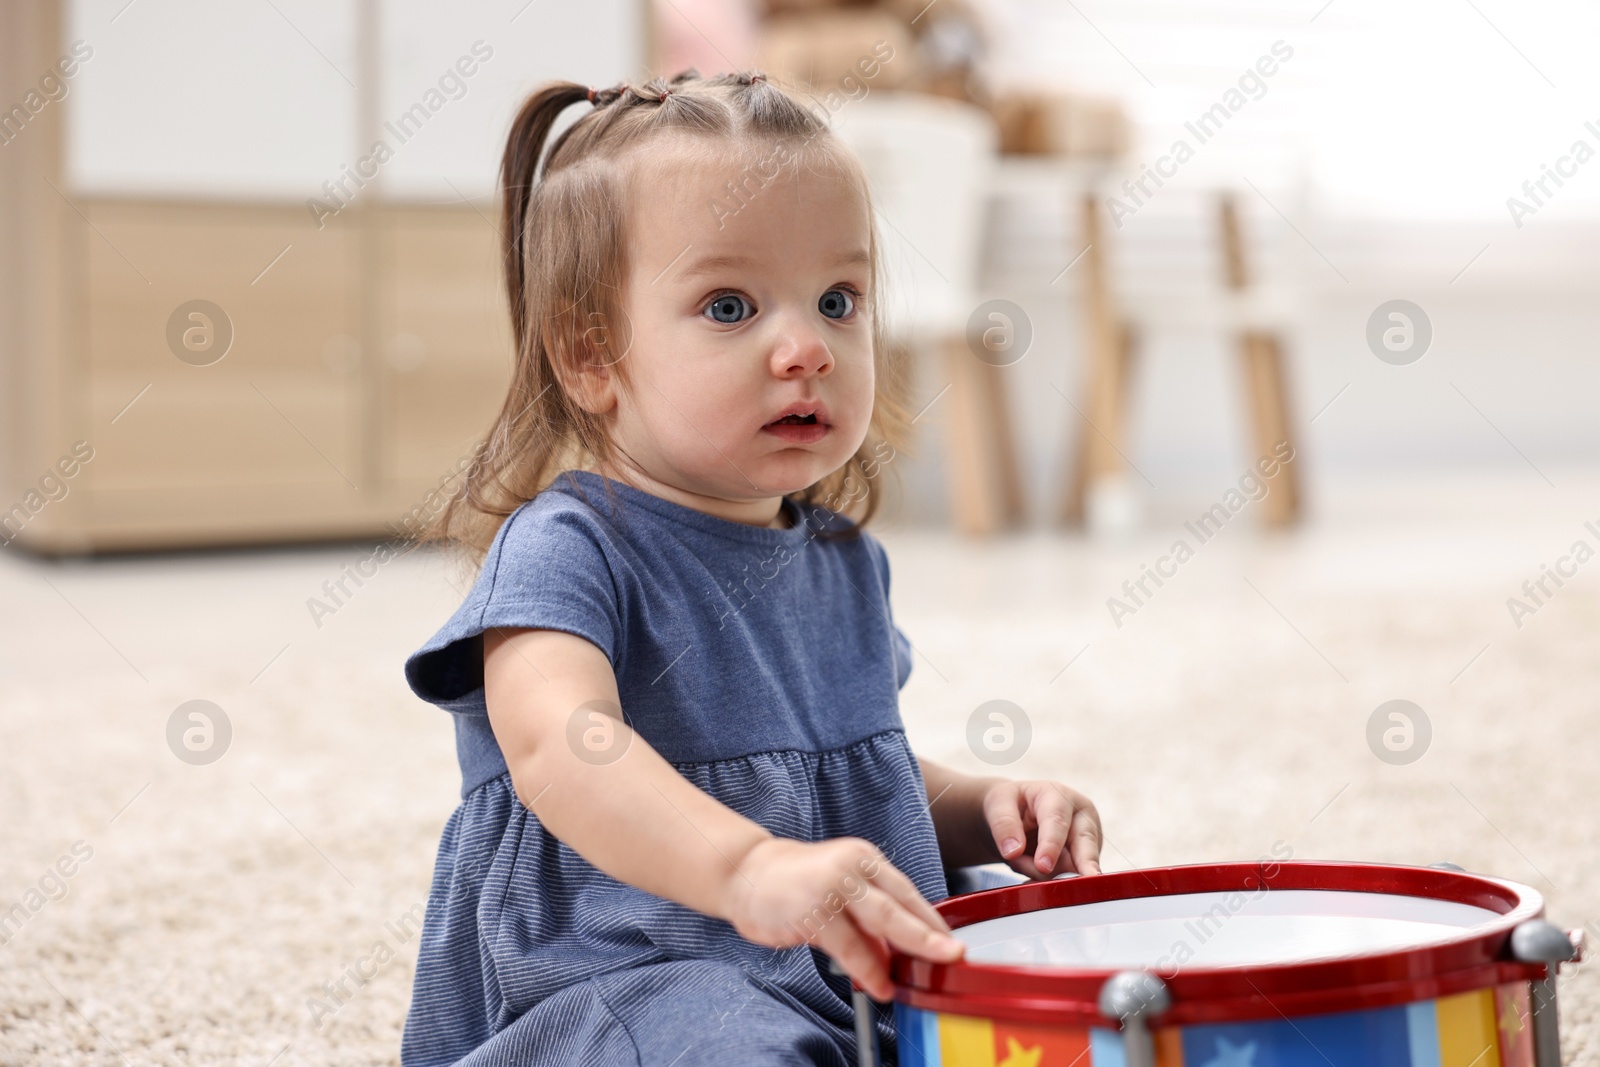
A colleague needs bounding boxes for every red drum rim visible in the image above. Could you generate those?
[892,861,1547,1028]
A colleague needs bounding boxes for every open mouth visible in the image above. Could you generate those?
[762,406,831,443]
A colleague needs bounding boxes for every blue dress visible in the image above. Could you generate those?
[401,470,946,1066]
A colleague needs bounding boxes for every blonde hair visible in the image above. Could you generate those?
[412,69,909,566]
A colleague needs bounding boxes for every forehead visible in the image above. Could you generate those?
[625,137,872,278]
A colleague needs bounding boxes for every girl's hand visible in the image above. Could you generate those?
[724,836,965,1000]
[983,780,1103,880]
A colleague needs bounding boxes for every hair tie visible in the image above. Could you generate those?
[586,86,597,104]
[659,87,671,102]
[749,72,765,84]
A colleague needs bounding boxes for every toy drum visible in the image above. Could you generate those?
[875,862,1582,1067]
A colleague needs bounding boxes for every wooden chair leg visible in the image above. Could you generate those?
[1219,194,1300,526]
[1242,331,1300,525]
[942,332,1003,536]
[976,359,1027,525]
[1062,193,1128,526]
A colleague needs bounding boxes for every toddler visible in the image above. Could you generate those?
[401,69,1102,1066]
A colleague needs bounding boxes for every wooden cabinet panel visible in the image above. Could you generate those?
[5,1,645,552]
[380,205,512,488]
[81,201,365,494]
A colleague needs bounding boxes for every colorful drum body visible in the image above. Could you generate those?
[889,862,1575,1067]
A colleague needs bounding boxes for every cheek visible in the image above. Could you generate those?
[836,343,877,422]
[624,342,751,441]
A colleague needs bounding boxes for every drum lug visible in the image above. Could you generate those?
[1098,971,1172,1067]
[1510,919,1578,1067]
[830,959,881,1067]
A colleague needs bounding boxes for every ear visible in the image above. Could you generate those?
[564,308,629,414]
[561,357,616,416]
[554,350,611,419]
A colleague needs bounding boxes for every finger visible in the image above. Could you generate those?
[1004,849,1049,881]
[1030,785,1074,875]
[861,851,952,934]
[1068,805,1103,875]
[981,783,1027,860]
[817,915,894,1000]
[848,885,964,964]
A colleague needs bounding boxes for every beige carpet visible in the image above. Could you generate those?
[2,477,1597,1065]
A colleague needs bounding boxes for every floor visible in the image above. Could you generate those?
[1,473,1597,1065]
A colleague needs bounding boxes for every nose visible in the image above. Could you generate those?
[770,320,835,380]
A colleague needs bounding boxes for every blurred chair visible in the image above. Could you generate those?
[831,92,1024,536]
[1085,187,1304,528]
[1218,192,1301,525]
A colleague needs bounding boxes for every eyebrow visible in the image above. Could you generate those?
[674,248,870,282]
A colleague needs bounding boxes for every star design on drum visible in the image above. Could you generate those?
[1499,997,1526,1037]
[996,1036,1043,1067]
[1200,1037,1258,1067]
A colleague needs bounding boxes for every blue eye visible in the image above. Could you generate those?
[704,293,752,324]
[819,288,855,320]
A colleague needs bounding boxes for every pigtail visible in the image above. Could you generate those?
[500,82,593,360]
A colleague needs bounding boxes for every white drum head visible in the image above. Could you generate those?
[956,889,1506,969]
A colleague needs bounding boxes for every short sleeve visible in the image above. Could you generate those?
[403,499,623,712]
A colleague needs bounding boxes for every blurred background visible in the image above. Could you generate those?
[2,0,1597,1063]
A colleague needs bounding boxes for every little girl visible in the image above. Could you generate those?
[401,70,1103,1066]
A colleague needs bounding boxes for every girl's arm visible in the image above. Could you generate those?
[918,757,1103,879]
[484,626,964,999]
